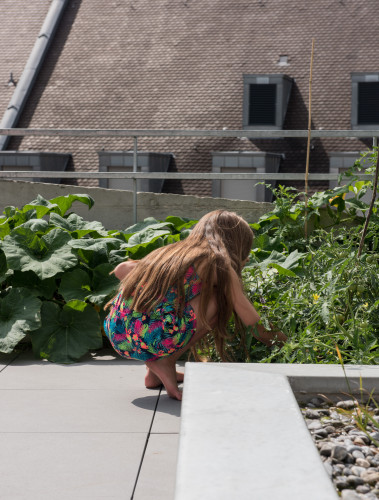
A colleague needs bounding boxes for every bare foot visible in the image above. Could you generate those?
[145,368,162,389]
[145,366,184,389]
[145,360,182,400]
[176,371,184,384]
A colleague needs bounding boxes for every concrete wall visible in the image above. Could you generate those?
[0,180,273,230]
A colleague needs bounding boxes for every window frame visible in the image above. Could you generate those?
[242,74,293,130]
[351,72,379,130]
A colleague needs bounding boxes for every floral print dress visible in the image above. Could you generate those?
[104,265,202,361]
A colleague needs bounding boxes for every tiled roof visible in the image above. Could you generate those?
[2,0,378,195]
[0,0,50,116]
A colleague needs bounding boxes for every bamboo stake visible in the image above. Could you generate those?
[357,146,379,258]
[304,39,315,238]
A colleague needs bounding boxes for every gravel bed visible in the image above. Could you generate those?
[301,397,379,500]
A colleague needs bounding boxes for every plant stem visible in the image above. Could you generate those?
[358,147,379,258]
[304,38,315,238]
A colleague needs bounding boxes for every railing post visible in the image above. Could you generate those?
[373,137,378,148]
[133,136,138,224]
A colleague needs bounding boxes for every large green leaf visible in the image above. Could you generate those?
[22,194,95,218]
[0,288,41,353]
[124,228,171,247]
[127,237,166,259]
[121,221,174,242]
[108,248,129,266]
[22,195,61,218]
[119,228,169,260]
[2,227,77,279]
[10,270,56,299]
[69,237,121,252]
[50,213,108,238]
[86,263,119,305]
[76,248,109,268]
[69,237,121,268]
[49,194,95,216]
[2,206,37,232]
[21,219,50,234]
[59,268,91,302]
[58,265,119,306]
[165,216,197,232]
[30,300,102,363]
[163,234,181,245]
[124,217,160,233]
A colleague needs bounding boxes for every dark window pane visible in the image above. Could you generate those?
[248,84,276,125]
[358,82,379,125]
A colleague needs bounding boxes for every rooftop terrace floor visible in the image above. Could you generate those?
[0,348,181,500]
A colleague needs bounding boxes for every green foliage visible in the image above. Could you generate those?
[239,228,379,365]
[0,195,197,363]
[0,148,377,365]
[221,148,379,365]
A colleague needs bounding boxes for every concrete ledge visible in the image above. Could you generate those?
[0,179,272,229]
[175,363,379,500]
[216,363,379,402]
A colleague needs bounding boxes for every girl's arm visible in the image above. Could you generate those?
[111,260,138,281]
[230,268,287,347]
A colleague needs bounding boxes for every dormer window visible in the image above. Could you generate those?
[242,74,293,130]
[351,73,379,129]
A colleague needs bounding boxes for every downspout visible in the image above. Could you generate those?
[0,0,69,150]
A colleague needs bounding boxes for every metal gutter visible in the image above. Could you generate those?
[0,0,69,150]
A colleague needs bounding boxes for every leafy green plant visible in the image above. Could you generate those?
[0,147,378,365]
[219,148,379,364]
[0,194,197,363]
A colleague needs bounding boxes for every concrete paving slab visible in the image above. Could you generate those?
[0,348,182,500]
[0,349,149,390]
[0,432,146,499]
[0,388,158,433]
[151,390,182,434]
[175,363,338,500]
[134,433,179,500]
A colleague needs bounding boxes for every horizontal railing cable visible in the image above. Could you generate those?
[0,128,379,138]
[0,127,377,223]
[0,171,370,181]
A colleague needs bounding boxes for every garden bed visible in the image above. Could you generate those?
[302,397,379,499]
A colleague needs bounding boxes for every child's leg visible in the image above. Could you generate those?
[145,293,217,400]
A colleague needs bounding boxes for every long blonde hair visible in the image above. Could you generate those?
[110,210,253,360]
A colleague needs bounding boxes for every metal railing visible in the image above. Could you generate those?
[0,128,377,223]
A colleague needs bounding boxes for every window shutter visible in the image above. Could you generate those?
[248,84,277,125]
[358,82,379,125]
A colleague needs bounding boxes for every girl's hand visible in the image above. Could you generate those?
[250,323,287,347]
